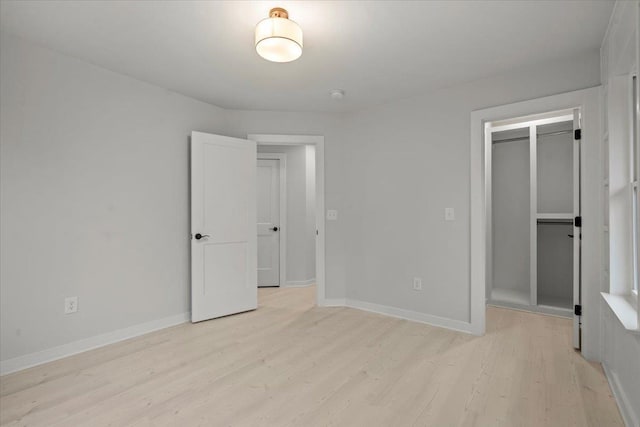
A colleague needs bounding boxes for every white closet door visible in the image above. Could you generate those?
[572,109,582,349]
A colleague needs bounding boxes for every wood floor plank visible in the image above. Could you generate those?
[0,286,623,426]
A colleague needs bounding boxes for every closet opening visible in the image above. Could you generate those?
[485,108,582,348]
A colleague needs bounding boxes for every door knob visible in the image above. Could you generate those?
[270,227,279,232]
[194,233,210,240]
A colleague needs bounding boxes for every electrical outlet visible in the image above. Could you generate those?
[413,277,422,291]
[326,210,338,220]
[445,208,455,221]
[64,296,78,314]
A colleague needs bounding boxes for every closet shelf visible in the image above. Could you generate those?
[536,213,573,220]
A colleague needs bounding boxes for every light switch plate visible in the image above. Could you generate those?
[64,296,78,314]
[445,208,455,221]
[327,210,338,220]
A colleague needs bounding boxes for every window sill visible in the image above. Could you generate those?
[601,292,640,333]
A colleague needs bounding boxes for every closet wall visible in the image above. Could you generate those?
[536,122,574,310]
[491,130,530,304]
[537,125,574,213]
[537,224,573,307]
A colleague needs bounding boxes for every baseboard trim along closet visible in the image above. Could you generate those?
[318,298,347,307]
[284,278,316,287]
[344,299,474,334]
[603,364,639,427]
[0,312,191,376]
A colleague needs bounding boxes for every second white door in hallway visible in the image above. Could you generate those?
[257,159,280,287]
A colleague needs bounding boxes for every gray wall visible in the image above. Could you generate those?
[0,32,602,364]
[257,145,316,284]
[0,34,228,361]
[337,51,601,322]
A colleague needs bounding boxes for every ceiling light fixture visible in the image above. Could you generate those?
[255,7,303,63]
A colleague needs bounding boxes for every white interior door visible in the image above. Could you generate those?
[191,131,257,323]
[257,159,280,287]
[572,109,582,349]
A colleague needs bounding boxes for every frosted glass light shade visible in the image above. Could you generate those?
[255,15,303,63]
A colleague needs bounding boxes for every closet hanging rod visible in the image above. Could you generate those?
[492,129,573,144]
[536,219,573,224]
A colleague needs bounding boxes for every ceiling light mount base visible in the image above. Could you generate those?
[269,8,289,19]
[330,89,345,100]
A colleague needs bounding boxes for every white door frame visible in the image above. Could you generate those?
[470,88,602,361]
[249,134,326,305]
[257,153,287,287]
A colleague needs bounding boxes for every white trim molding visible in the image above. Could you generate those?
[0,312,190,376]
[318,298,346,307]
[249,134,327,306]
[603,364,639,427]
[344,299,474,334]
[317,298,474,334]
[601,292,640,333]
[284,278,316,287]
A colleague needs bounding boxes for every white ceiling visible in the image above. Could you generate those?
[0,0,614,113]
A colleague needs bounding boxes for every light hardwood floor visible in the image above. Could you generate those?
[0,286,623,426]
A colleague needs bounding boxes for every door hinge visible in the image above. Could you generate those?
[574,129,582,140]
[574,304,582,316]
[574,216,582,227]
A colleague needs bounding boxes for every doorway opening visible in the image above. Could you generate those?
[470,87,601,358]
[485,108,582,349]
[250,134,325,306]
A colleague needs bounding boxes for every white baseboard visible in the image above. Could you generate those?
[487,300,572,319]
[318,298,347,307]
[283,278,316,288]
[0,300,475,376]
[344,298,474,335]
[603,363,639,427]
[0,312,190,376]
